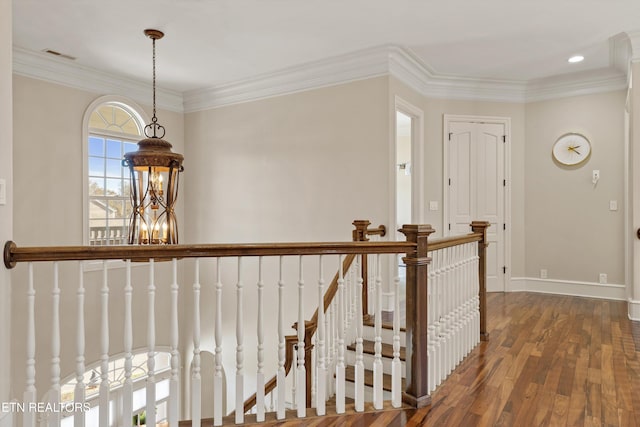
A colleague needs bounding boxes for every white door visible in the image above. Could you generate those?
[446,119,506,292]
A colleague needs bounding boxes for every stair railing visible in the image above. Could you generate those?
[3,219,489,426]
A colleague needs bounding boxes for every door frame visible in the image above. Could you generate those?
[443,114,512,292]
[391,96,425,232]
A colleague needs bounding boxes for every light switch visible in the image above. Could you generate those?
[610,200,618,211]
[429,201,438,211]
[0,179,5,205]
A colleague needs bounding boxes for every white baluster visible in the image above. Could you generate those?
[373,254,383,410]
[327,296,335,398]
[146,260,156,427]
[427,251,436,393]
[213,259,223,426]
[297,256,306,418]
[169,259,180,427]
[235,258,245,424]
[452,245,461,366]
[392,274,402,407]
[316,256,326,416]
[122,260,133,427]
[354,255,365,412]
[74,263,86,427]
[444,247,454,377]
[99,261,109,427]
[335,255,346,414]
[256,257,265,422]
[24,263,36,427]
[276,257,285,420]
[432,250,443,388]
[49,262,61,427]
[192,260,201,427]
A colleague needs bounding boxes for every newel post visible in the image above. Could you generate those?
[471,221,490,341]
[399,224,435,408]
[352,220,386,319]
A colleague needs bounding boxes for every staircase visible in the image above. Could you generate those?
[344,315,406,401]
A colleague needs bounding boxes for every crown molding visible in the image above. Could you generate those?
[12,47,184,113]
[182,46,391,112]
[13,44,630,114]
[525,70,627,103]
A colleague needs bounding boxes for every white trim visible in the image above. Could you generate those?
[81,95,149,249]
[14,44,629,114]
[394,96,425,224]
[443,115,511,292]
[628,299,640,321]
[13,47,183,113]
[183,45,391,112]
[510,277,627,301]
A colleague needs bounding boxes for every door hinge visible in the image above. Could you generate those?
[503,223,506,230]
[503,266,507,274]
[503,179,506,187]
[502,135,507,143]
[448,178,451,186]
[449,223,451,231]
[449,132,453,141]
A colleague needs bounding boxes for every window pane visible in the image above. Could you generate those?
[89,178,105,196]
[107,200,125,218]
[88,157,104,176]
[124,142,137,154]
[106,159,123,178]
[89,137,104,156]
[89,203,107,221]
[106,179,122,196]
[106,139,122,158]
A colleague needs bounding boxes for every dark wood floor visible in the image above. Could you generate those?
[212,292,640,426]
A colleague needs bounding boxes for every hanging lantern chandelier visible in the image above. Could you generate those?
[123,29,184,245]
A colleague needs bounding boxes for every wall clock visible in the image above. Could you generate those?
[552,133,591,166]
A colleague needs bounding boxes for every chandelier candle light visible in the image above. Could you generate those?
[123,29,184,245]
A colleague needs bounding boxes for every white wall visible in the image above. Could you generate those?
[1,0,13,425]
[183,76,390,411]
[11,75,187,406]
[524,91,626,287]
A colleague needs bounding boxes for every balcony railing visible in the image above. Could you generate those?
[4,220,489,426]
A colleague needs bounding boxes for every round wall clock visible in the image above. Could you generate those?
[552,133,591,166]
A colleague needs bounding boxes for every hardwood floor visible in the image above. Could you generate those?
[206,292,640,426]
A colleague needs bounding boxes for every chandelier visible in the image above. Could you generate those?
[123,29,184,245]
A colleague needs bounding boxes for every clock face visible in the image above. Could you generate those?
[552,133,591,166]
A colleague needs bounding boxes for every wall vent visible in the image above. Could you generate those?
[42,49,77,61]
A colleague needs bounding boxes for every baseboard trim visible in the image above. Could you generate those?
[509,277,626,301]
[628,299,640,321]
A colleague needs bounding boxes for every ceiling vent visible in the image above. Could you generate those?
[42,49,76,61]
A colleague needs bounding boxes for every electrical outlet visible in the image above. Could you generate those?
[610,200,618,211]
[429,201,438,211]
[599,273,607,284]
[540,269,548,279]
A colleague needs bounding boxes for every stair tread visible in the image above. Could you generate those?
[344,365,405,392]
[346,340,406,361]
[363,316,406,332]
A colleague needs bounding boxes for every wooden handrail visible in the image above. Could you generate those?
[427,232,483,252]
[3,240,414,269]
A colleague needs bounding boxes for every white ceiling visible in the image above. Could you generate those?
[12,0,640,94]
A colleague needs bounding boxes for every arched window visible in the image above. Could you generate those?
[83,97,147,245]
[59,351,172,426]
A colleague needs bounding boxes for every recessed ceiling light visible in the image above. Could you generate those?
[568,55,584,63]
